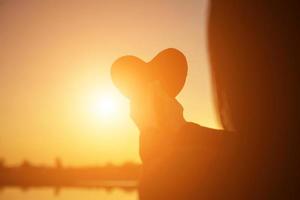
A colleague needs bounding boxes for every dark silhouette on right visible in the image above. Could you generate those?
[132,1,299,200]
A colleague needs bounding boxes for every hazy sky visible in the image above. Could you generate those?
[0,0,219,166]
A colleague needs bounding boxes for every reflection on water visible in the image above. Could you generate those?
[0,187,138,200]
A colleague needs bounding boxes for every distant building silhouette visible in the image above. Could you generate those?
[55,157,63,169]
[0,158,4,168]
[20,160,32,168]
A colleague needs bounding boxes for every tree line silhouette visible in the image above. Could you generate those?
[0,158,140,190]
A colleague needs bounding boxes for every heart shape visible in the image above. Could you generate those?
[111,48,188,99]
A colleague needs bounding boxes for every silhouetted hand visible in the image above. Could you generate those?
[130,81,185,134]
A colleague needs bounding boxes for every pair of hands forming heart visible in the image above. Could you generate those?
[111,48,188,133]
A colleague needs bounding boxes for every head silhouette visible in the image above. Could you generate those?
[209,1,298,135]
[209,2,299,195]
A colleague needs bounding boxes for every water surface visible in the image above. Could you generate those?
[0,187,138,200]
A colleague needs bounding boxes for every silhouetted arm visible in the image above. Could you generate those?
[138,122,238,199]
[140,122,229,162]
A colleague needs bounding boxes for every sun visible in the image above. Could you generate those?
[83,88,127,123]
[95,96,117,118]
[90,95,118,121]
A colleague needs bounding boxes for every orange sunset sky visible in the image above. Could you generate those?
[0,0,220,166]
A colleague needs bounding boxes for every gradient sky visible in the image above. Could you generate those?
[0,0,220,166]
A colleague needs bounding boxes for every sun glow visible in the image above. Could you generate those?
[96,96,117,118]
[86,90,122,121]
